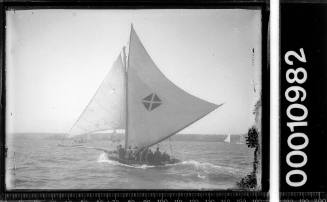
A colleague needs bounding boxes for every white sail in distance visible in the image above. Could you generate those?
[224,134,231,143]
[68,54,126,137]
[126,26,222,150]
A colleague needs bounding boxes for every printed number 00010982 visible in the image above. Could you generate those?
[284,48,309,187]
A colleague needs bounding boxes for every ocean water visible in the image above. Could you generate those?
[6,133,255,190]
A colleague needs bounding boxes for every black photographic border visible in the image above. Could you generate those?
[280,2,327,199]
[0,1,270,200]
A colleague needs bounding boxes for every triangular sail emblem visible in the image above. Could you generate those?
[142,93,162,111]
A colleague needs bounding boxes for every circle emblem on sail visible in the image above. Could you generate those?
[142,93,162,111]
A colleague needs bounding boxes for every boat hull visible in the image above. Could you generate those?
[105,151,180,166]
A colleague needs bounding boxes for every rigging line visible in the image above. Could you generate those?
[169,137,174,158]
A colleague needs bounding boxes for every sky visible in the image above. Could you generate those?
[6,9,262,135]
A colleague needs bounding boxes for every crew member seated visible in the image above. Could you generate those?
[142,148,150,163]
[117,144,125,159]
[147,149,154,163]
[127,146,133,160]
[154,147,162,164]
[139,148,146,162]
[119,146,172,164]
[133,146,139,161]
[162,151,170,162]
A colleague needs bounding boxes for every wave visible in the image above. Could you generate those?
[97,152,157,169]
[176,160,242,175]
[173,160,247,181]
[96,153,245,177]
[179,160,224,169]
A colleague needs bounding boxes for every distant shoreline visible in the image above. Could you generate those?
[8,132,246,143]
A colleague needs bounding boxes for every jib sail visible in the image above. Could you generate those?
[68,54,126,137]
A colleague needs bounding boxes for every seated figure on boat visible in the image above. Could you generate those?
[133,146,139,161]
[162,151,170,162]
[117,144,125,159]
[153,147,161,164]
[115,144,171,165]
[127,146,133,159]
[144,148,154,163]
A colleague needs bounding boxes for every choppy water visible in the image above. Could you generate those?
[6,133,254,190]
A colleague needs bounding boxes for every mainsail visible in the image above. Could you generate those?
[126,26,221,150]
[68,54,126,137]
[67,25,222,150]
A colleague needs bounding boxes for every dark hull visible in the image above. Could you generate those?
[105,151,180,166]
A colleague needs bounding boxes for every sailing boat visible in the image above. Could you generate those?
[224,134,231,144]
[236,135,245,144]
[66,25,223,166]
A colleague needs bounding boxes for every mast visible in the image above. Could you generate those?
[124,24,133,150]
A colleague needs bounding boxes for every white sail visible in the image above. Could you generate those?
[236,135,245,144]
[68,54,126,137]
[224,134,231,143]
[126,26,221,150]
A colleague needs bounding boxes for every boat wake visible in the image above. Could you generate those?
[174,160,246,179]
[97,152,157,169]
[96,152,246,179]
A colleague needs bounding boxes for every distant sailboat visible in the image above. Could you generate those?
[236,135,245,145]
[66,25,223,165]
[224,134,231,143]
